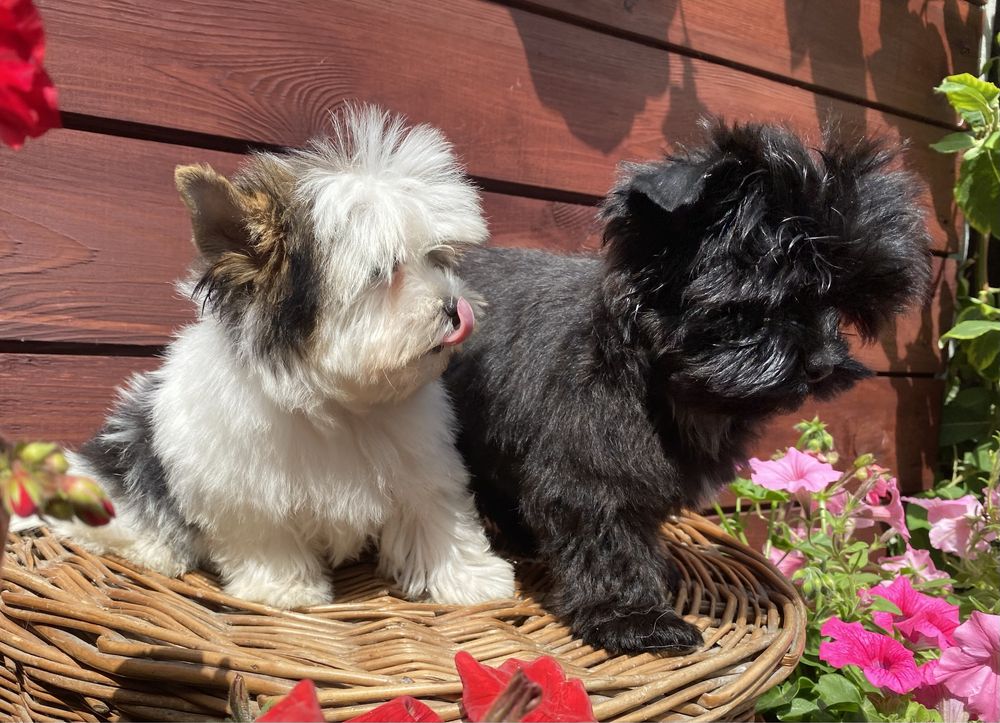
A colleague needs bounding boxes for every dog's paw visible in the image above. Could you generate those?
[224,576,333,610]
[582,608,704,655]
[425,553,516,604]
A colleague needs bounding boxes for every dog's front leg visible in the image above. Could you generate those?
[539,505,705,654]
[206,524,332,609]
[378,475,515,605]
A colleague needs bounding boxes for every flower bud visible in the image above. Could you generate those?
[853,454,875,471]
[18,442,58,465]
[4,465,41,517]
[41,496,75,521]
[60,476,115,526]
[44,452,69,475]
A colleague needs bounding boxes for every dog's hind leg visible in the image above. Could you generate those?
[55,513,196,578]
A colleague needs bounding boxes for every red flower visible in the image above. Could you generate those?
[454,651,595,722]
[257,680,324,722]
[0,0,60,149]
[348,697,442,722]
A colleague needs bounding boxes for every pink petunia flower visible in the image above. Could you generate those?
[818,617,921,694]
[931,611,1000,723]
[913,661,972,721]
[903,495,994,559]
[822,475,909,540]
[862,577,959,649]
[767,546,805,578]
[879,546,951,588]
[913,658,945,710]
[749,447,841,494]
[860,476,910,540]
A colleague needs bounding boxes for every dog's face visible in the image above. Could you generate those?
[175,106,487,409]
[601,122,931,417]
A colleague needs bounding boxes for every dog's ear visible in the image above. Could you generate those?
[600,155,740,255]
[818,136,932,339]
[626,156,738,214]
[175,164,249,259]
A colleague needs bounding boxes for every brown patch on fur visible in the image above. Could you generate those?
[180,158,300,302]
[179,156,320,356]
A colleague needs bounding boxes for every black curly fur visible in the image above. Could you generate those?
[444,121,931,654]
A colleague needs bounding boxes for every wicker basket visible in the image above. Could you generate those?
[0,513,805,722]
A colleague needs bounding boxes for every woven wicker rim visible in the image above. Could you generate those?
[0,513,806,722]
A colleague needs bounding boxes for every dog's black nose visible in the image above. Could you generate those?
[805,354,835,383]
[444,298,460,328]
[806,345,840,383]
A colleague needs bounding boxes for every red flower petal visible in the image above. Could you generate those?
[347,697,443,722]
[0,0,60,149]
[456,651,510,722]
[454,651,595,723]
[258,680,325,722]
[520,658,593,723]
[7,468,38,517]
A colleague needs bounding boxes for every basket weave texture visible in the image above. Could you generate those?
[0,513,805,722]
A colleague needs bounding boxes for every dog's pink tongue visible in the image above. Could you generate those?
[442,297,475,346]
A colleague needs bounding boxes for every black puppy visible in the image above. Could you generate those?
[445,121,931,654]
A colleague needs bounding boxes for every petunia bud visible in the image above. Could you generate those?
[4,465,42,517]
[18,442,58,466]
[41,496,75,521]
[44,451,69,475]
[60,476,115,526]
[853,454,875,471]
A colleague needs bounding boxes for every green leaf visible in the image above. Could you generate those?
[755,684,785,710]
[868,597,903,616]
[853,572,884,586]
[916,576,956,590]
[781,696,822,720]
[978,346,1000,382]
[940,387,995,445]
[729,476,790,504]
[887,701,944,722]
[940,319,1000,342]
[934,73,1000,130]
[955,148,1000,237]
[814,673,864,709]
[860,696,883,721]
[931,132,977,153]
[968,332,1000,374]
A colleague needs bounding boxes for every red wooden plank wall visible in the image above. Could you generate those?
[0,1,986,496]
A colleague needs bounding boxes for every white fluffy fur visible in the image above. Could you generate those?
[60,106,515,608]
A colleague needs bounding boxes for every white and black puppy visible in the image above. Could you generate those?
[445,122,931,654]
[61,106,514,609]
